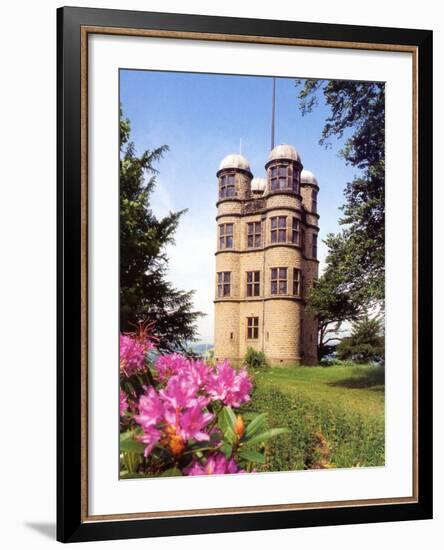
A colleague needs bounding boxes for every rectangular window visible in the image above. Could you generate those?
[271,267,287,295]
[219,174,235,198]
[247,221,261,248]
[217,272,231,297]
[293,268,303,297]
[270,165,289,190]
[246,271,260,297]
[219,223,233,249]
[312,234,318,259]
[293,171,300,194]
[312,189,318,213]
[270,216,287,243]
[247,316,259,339]
[292,218,301,245]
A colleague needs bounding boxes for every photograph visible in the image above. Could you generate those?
[118,69,386,479]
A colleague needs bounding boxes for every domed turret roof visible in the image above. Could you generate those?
[251,177,267,193]
[268,144,301,164]
[301,169,319,186]
[219,153,251,172]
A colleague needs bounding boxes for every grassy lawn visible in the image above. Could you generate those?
[243,364,385,471]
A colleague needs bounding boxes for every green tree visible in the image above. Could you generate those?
[336,316,385,364]
[120,109,202,352]
[306,233,360,359]
[296,79,385,307]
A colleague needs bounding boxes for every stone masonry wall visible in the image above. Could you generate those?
[214,166,319,366]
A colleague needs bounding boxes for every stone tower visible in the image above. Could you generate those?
[214,145,319,366]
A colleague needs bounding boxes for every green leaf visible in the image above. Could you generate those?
[119,432,145,454]
[244,413,268,440]
[160,467,182,477]
[244,428,289,447]
[239,449,266,464]
[120,430,134,441]
[223,406,236,431]
[220,443,233,459]
[218,407,236,444]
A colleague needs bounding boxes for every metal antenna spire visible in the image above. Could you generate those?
[239,137,242,155]
[271,77,276,150]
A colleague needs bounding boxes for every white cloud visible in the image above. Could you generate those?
[165,220,215,344]
[149,176,175,218]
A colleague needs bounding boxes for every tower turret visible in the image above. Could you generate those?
[217,154,253,201]
[250,177,267,198]
[300,169,319,214]
[265,144,303,195]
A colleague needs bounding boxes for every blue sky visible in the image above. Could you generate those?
[120,70,359,344]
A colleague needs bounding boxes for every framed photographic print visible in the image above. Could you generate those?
[57,6,433,543]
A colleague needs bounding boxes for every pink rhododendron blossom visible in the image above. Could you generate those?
[133,353,253,464]
[183,360,212,390]
[120,334,153,377]
[135,386,165,427]
[185,453,245,476]
[159,376,201,409]
[178,405,213,442]
[207,361,252,407]
[134,387,165,456]
[120,390,128,416]
[134,384,213,457]
[155,354,190,381]
[138,425,163,457]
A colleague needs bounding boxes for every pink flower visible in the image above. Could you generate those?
[120,390,128,416]
[185,453,245,476]
[120,334,148,377]
[139,425,163,457]
[184,360,212,390]
[134,387,165,456]
[155,354,190,381]
[159,375,202,410]
[178,405,213,442]
[134,385,213,457]
[132,355,253,461]
[134,386,164,427]
[207,361,252,407]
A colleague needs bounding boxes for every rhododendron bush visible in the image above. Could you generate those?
[119,327,287,478]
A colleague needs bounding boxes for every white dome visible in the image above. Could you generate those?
[268,144,301,164]
[301,169,319,186]
[219,153,251,172]
[251,177,267,192]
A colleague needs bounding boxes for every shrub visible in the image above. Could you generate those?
[337,315,384,364]
[119,329,286,478]
[244,347,269,370]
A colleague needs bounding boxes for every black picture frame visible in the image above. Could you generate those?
[57,6,433,543]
